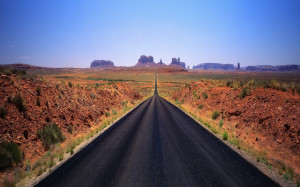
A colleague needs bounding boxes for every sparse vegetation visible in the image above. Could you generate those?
[256,150,269,165]
[37,123,65,149]
[226,81,233,87]
[218,119,224,127]
[202,92,208,100]
[112,108,117,115]
[211,111,220,120]
[222,131,228,140]
[68,82,73,87]
[0,142,22,170]
[198,104,204,109]
[13,94,26,112]
[105,111,111,117]
[239,87,249,99]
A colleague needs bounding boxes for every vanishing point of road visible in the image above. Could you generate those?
[36,71,278,187]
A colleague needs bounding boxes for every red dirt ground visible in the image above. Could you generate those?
[0,73,141,180]
[171,80,300,177]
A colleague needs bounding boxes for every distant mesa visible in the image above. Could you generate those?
[246,64,299,71]
[193,63,234,70]
[138,55,154,63]
[135,55,157,67]
[90,60,114,68]
[169,58,186,68]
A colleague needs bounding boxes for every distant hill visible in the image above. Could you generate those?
[90,60,114,68]
[246,65,299,71]
[193,63,234,70]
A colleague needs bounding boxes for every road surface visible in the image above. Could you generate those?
[36,71,278,187]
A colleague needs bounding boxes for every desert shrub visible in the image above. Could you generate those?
[13,68,26,75]
[218,119,224,127]
[270,80,280,90]
[283,167,294,180]
[222,131,228,140]
[37,123,65,149]
[112,109,117,115]
[198,104,204,109]
[36,97,41,106]
[66,141,76,155]
[280,83,287,92]
[211,111,220,120]
[68,82,73,88]
[291,83,296,96]
[122,101,127,107]
[0,106,8,118]
[13,94,26,112]
[36,86,41,96]
[105,112,111,117]
[256,151,269,165]
[0,142,22,170]
[202,92,208,100]
[226,81,233,87]
[185,83,191,90]
[239,87,249,99]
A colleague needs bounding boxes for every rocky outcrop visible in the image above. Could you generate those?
[169,58,186,68]
[90,60,114,68]
[193,63,234,70]
[135,55,157,67]
[138,55,154,63]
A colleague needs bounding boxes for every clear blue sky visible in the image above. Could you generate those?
[0,0,299,68]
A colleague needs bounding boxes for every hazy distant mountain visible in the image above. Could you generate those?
[193,63,234,70]
[90,60,114,68]
[246,64,299,71]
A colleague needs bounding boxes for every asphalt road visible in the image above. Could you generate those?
[36,72,278,187]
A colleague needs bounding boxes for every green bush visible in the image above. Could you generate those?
[226,81,233,87]
[218,119,224,127]
[105,112,111,117]
[222,131,228,140]
[112,109,117,115]
[68,82,73,87]
[239,87,249,99]
[211,111,220,120]
[0,106,8,118]
[202,92,208,100]
[122,101,128,107]
[37,123,65,149]
[13,94,26,112]
[198,104,204,109]
[0,142,22,170]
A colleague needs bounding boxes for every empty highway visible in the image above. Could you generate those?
[36,72,278,187]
